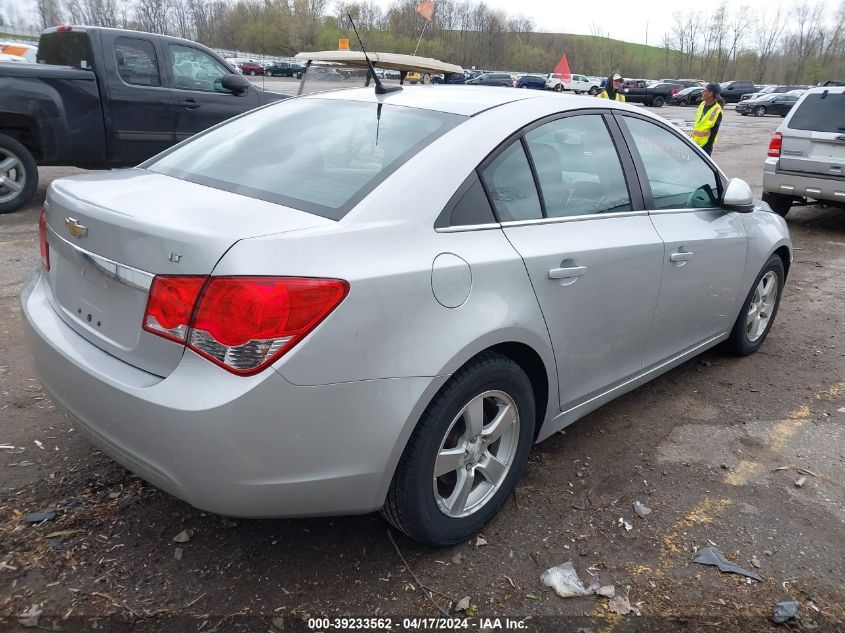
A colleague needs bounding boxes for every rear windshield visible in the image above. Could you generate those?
[147,99,464,220]
[788,92,845,133]
[38,31,95,69]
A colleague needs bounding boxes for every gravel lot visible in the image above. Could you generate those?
[1,104,843,633]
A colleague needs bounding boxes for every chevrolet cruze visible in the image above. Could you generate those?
[22,87,791,545]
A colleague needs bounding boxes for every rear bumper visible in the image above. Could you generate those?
[763,158,845,205]
[21,271,434,518]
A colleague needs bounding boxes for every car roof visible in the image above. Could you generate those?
[302,85,553,116]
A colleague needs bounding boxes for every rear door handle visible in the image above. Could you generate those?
[670,251,694,263]
[179,99,201,109]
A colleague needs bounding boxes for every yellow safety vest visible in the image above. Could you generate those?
[597,90,625,102]
[692,101,722,147]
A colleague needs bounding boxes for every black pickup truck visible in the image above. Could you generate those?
[0,26,286,213]
[621,82,685,108]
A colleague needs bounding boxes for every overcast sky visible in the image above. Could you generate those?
[3,0,839,46]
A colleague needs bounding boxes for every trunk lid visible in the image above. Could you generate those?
[43,169,333,377]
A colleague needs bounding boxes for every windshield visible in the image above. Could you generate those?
[760,87,777,94]
[147,99,464,220]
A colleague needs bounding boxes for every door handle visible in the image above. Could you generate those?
[179,99,201,109]
[669,251,694,263]
[548,265,587,279]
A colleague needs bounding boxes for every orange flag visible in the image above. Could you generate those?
[416,1,435,21]
[554,53,572,82]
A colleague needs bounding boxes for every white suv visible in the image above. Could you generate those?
[545,73,600,95]
[762,86,845,216]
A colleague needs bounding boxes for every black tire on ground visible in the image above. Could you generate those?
[382,351,536,546]
[0,134,38,215]
[724,254,785,356]
[249,70,257,76]
[554,84,563,92]
[740,112,748,116]
[653,96,665,107]
[589,86,599,95]
[762,192,793,217]
[754,106,766,117]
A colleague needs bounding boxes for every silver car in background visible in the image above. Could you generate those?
[22,87,791,546]
[763,85,845,216]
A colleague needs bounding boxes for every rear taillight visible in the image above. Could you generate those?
[143,276,206,343]
[56,24,73,31]
[143,276,348,375]
[38,209,50,271]
[768,131,783,157]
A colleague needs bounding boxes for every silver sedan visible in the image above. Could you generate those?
[22,87,791,546]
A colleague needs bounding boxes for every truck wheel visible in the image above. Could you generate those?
[653,96,665,107]
[762,192,793,217]
[589,86,599,95]
[0,134,38,215]
[554,84,563,92]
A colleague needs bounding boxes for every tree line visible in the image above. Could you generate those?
[10,0,845,83]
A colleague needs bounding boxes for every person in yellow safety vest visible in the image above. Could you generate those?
[596,73,626,101]
[691,83,724,156]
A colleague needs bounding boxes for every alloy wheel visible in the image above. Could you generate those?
[0,148,25,204]
[746,271,779,342]
[433,390,520,518]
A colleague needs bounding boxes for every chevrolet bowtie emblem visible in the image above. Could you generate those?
[65,217,88,239]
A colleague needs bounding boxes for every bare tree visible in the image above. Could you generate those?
[785,0,826,83]
[36,0,64,28]
[752,6,786,82]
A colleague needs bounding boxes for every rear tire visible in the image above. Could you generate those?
[0,134,38,215]
[382,352,536,546]
[653,96,665,107]
[554,84,563,92]
[724,255,785,356]
[762,192,793,217]
[589,86,599,95]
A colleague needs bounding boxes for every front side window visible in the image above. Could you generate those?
[525,115,632,217]
[148,99,463,220]
[480,141,542,222]
[622,116,720,210]
[115,37,160,87]
[169,44,229,93]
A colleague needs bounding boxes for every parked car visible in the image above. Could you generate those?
[238,61,264,76]
[264,62,303,78]
[736,93,801,117]
[622,82,682,107]
[545,73,600,94]
[0,25,286,214]
[466,72,512,86]
[740,85,808,102]
[719,80,757,102]
[763,86,845,216]
[516,74,547,89]
[430,72,468,84]
[670,86,704,106]
[663,79,705,88]
[23,86,791,546]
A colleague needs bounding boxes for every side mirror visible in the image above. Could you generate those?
[722,178,755,213]
[222,73,250,95]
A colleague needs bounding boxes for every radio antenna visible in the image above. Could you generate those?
[347,13,402,95]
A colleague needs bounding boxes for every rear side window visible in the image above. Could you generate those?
[788,92,845,133]
[115,38,160,86]
[480,141,543,222]
[148,99,464,220]
[436,172,496,228]
[37,31,94,69]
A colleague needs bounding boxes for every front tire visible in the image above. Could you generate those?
[725,255,785,356]
[0,134,38,214]
[554,84,563,92]
[653,96,665,107]
[754,106,766,117]
[589,86,599,95]
[762,192,793,217]
[382,352,536,546]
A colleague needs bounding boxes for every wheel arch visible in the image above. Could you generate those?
[0,113,42,161]
[374,332,558,506]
